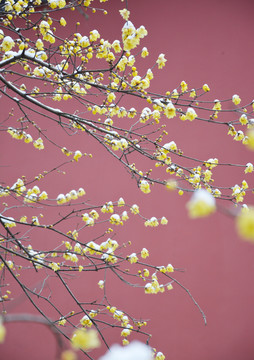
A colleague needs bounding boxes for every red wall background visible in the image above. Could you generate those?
[1,0,254,359]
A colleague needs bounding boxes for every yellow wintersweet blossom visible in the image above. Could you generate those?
[50,262,60,271]
[180,80,188,92]
[202,83,210,92]
[130,204,139,214]
[141,248,149,259]
[190,89,196,98]
[164,102,176,119]
[165,180,177,191]
[1,36,15,52]
[239,114,248,125]
[232,94,241,105]
[0,320,6,343]
[141,46,149,58]
[60,17,67,26]
[98,280,104,289]
[61,350,77,360]
[118,197,125,207]
[112,40,122,53]
[33,137,44,150]
[144,216,159,227]
[71,329,100,350]
[246,129,254,150]
[122,211,129,221]
[121,328,132,337]
[245,162,253,173]
[187,189,216,218]
[204,158,218,169]
[35,39,44,50]
[119,8,130,21]
[127,253,138,264]
[73,150,82,161]
[156,53,167,69]
[236,207,254,241]
[213,100,221,111]
[89,29,100,42]
[80,315,92,327]
[185,107,197,121]
[156,351,166,360]
[139,179,151,194]
[160,216,168,225]
[110,214,123,225]
[166,263,174,272]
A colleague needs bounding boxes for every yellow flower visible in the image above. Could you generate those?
[39,191,48,201]
[139,180,151,194]
[73,150,82,161]
[245,163,253,173]
[77,188,86,197]
[57,194,66,204]
[143,269,149,277]
[107,92,116,103]
[60,17,67,26]
[180,80,188,92]
[234,131,244,141]
[232,94,241,105]
[141,47,149,58]
[1,36,15,52]
[156,53,167,69]
[112,40,121,53]
[58,318,67,326]
[160,216,168,225]
[71,329,100,350]
[110,214,123,225]
[118,197,125,207]
[213,100,221,111]
[61,350,77,360]
[79,36,90,48]
[187,189,216,218]
[121,328,131,337]
[39,20,50,36]
[164,102,176,119]
[50,262,60,271]
[204,158,218,169]
[130,204,139,214]
[144,217,159,227]
[141,248,149,259]
[185,107,197,121]
[119,8,130,21]
[190,89,196,98]
[35,39,44,50]
[89,30,100,42]
[236,207,254,241]
[2,217,16,228]
[33,137,44,150]
[245,129,254,150]
[156,351,165,360]
[122,211,129,221]
[162,141,177,152]
[239,114,248,125]
[166,263,174,272]
[127,253,138,264]
[0,321,6,344]
[20,216,27,223]
[202,84,210,92]
[80,315,92,327]
[98,280,104,289]
[165,180,177,191]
